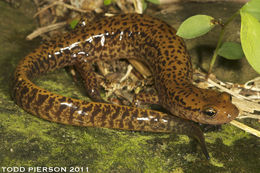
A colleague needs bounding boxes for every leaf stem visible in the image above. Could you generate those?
[207,10,240,76]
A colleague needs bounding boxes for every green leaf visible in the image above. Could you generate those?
[142,0,147,11]
[241,0,260,21]
[177,15,216,39]
[147,0,160,4]
[240,11,260,74]
[104,0,112,6]
[70,19,79,29]
[218,42,244,60]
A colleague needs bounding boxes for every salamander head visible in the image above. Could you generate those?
[193,90,239,125]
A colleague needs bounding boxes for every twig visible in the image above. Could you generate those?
[207,77,251,101]
[128,59,151,78]
[237,112,260,120]
[26,22,66,40]
[34,1,89,18]
[230,120,260,138]
[232,97,260,114]
[120,65,133,83]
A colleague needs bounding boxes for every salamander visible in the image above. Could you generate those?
[11,14,239,159]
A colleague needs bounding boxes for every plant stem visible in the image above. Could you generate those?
[207,10,240,76]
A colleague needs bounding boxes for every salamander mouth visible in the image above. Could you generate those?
[195,114,237,125]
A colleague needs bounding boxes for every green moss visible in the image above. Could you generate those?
[209,157,224,168]
[205,124,250,146]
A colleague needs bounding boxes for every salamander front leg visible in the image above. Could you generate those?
[169,116,210,159]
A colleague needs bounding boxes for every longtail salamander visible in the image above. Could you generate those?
[12,14,239,159]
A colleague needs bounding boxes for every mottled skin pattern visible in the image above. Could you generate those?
[12,14,239,158]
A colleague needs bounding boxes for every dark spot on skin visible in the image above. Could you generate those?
[57,44,64,48]
[177,60,183,65]
[36,94,49,106]
[180,98,186,105]
[111,106,120,120]
[168,60,175,66]
[121,108,130,121]
[90,104,100,125]
[27,88,38,108]
[58,97,66,102]
[44,97,55,112]
[161,60,166,66]
[164,50,169,56]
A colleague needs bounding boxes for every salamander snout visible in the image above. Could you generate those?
[197,92,239,125]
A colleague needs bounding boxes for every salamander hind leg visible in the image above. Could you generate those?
[132,88,160,107]
[75,61,105,102]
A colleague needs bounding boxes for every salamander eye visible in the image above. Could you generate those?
[203,107,217,117]
[229,95,232,101]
